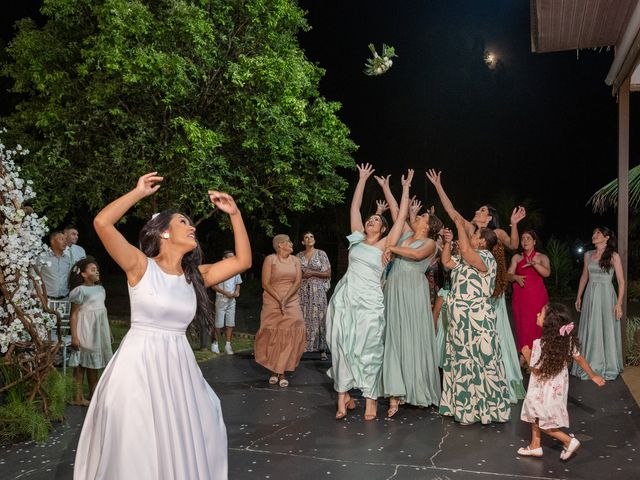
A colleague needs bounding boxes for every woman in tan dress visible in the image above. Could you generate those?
[254,234,305,387]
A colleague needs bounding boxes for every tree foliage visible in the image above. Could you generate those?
[588,164,640,214]
[2,0,357,231]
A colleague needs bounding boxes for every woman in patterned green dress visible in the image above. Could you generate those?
[426,171,526,403]
[427,169,511,425]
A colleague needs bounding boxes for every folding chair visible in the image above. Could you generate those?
[49,299,72,375]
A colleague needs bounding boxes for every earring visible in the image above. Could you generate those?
[162,232,170,239]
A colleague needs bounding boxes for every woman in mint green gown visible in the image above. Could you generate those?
[376,180,442,416]
[492,296,527,402]
[571,227,625,380]
[327,165,413,421]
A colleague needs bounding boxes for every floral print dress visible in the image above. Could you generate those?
[521,338,579,429]
[297,249,331,352]
[439,250,511,424]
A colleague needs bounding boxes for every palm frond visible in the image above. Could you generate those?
[588,164,640,213]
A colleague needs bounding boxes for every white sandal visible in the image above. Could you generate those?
[517,446,543,457]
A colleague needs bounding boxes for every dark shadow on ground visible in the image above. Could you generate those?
[2,351,639,479]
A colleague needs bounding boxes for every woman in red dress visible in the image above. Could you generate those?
[508,230,551,354]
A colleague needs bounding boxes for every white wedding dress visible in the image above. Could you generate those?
[74,258,227,479]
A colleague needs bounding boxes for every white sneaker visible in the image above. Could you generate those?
[560,436,580,461]
[224,342,234,355]
[211,343,220,354]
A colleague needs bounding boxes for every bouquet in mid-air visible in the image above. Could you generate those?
[364,43,397,76]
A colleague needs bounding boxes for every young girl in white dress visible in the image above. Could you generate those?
[68,257,113,406]
[74,172,251,480]
[518,303,605,461]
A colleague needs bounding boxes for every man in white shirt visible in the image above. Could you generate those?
[64,225,87,265]
[39,230,73,299]
[211,251,242,355]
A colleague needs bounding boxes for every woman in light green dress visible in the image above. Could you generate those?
[571,227,625,380]
[427,169,511,425]
[376,179,442,416]
[327,164,413,421]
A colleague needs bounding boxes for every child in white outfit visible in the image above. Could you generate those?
[519,302,605,461]
[210,250,242,355]
[68,257,113,405]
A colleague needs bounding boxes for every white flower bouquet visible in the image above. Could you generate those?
[364,43,397,76]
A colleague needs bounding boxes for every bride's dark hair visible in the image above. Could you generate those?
[139,209,213,336]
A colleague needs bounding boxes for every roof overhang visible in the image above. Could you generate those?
[531,0,640,93]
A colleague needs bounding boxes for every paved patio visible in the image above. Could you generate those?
[1,351,639,479]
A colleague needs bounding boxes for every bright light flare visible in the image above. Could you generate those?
[484,52,496,67]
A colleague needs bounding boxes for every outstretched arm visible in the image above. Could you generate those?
[573,354,606,386]
[384,169,413,248]
[198,192,252,287]
[497,206,526,250]
[455,215,487,273]
[374,175,398,220]
[387,238,436,261]
[375,200,389,216]
[350,163,375,233]
[440,228,456,269]
[426,169,474,234]
[93,172,161,286]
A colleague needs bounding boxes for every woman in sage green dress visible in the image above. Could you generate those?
[327,164,413,421]
[571,227,625,380]
[427,169,511,425]
[376,179,442,416]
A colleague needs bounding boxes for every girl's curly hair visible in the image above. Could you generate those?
[533,303,581,380]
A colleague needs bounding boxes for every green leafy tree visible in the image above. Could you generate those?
[2,0,357,231]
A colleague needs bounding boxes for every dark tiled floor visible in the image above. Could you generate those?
[2,352,639,479]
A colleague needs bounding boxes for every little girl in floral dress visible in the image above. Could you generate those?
[68,257,113,405]
[518,302,605,461]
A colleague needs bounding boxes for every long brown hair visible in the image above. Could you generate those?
[139,209,213,334]
[427,214,443,241]
[491,241,507,298]
[594,226,617,272]
[533,303,581,380]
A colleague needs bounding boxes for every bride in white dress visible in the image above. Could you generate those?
[74,172,251,480]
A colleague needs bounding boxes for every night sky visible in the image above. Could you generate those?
[297,0,639,242]
[2,0,637,244]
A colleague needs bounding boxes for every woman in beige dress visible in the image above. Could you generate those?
[254,234,305,387]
